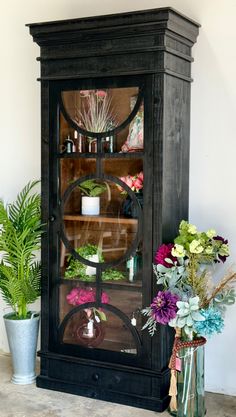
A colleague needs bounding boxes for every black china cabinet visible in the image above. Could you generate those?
[27,8,199,412]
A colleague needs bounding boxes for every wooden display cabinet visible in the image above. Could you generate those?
[27,8,199,411]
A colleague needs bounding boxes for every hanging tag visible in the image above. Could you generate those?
[94,315,100,323]
[87,320,94,336]
[175,356,182,372]
[131,317,137,326]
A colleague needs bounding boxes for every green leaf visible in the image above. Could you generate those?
[65,244,125,282]
[0,180,43,318]
[78,180,106,197]
[156,264,169,273]
[96,310,107,321]
[165,258,174,265]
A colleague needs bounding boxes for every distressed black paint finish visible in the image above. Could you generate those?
[27,8,199,412]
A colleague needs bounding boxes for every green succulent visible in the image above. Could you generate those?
[169,296,205,336]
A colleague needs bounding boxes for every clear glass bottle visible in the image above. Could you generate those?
[169,338,205,417]
[75,126,86,153]
[102,120,116,153]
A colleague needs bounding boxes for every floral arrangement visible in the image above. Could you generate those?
[76,89,115,133]
[118,171,143,194]
[143,220,235,337]
[142,220,236,414]
[66,287,109,321]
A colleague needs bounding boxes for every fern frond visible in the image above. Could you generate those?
[0,180,43,318]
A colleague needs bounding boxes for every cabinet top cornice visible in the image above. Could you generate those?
[27,7,200,46]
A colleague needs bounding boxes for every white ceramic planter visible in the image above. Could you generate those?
[81,196,100,215]
[4,312,40,384]
[85,254,99,276]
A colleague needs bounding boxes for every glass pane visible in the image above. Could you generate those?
[103,157,143,177]
[60,158,96,197]
[118,98,144,154]
[60,242,143,284]
[59,112,79,154]
[62,309,138,354]
[60,284,139,354]
[102,288,142,334]
[60,88,144,153]
[61,179,140,264]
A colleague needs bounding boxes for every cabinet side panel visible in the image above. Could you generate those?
[151,73,190,372]
[40,81,50,362]
[162,74,190,241]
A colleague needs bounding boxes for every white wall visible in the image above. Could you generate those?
[0,0,235,396]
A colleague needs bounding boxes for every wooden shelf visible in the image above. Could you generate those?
[64,214,138,225]
[58,152,144,159]
[60,278,142,291]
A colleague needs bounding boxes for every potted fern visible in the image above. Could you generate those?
[0,180,43,384]
[79,179,107,215]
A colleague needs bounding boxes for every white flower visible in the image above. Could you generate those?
[171,244,186,258]
[188,223,197,235]
[205,246,213,255]
[189,239,204,254]
[219,244,230,256]
[206,229,217,238]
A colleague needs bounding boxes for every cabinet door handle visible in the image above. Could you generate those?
[49,215,56,222]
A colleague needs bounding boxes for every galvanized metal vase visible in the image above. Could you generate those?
[4,312,40,384]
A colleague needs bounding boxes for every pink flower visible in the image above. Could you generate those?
[66,288,95,306]
[132,177,143,191]
[118,173,144,193]
[101,292,110,304]
[77,288,96,304]
[66,288,109,306]
[122,175,133,188]
[66,288,81,305]
[154,244,177,268]
[80,90,91,97]
[137,171,144,181]
[95,90,107,99]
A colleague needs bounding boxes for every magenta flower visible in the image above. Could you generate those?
[101,292,110,304]
[66,288,81,305]
[154,243,177,267]
[151,290,179,325]
[66,287,109,306]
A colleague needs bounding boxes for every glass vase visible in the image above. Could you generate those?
[169,345,205,417]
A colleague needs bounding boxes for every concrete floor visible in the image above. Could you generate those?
[0,355,236,417]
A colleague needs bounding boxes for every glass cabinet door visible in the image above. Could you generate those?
[52,79,150,361]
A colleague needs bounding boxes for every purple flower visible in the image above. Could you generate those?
[213,235,229,263]
[150,290,179,325]
[154,244,177,268]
